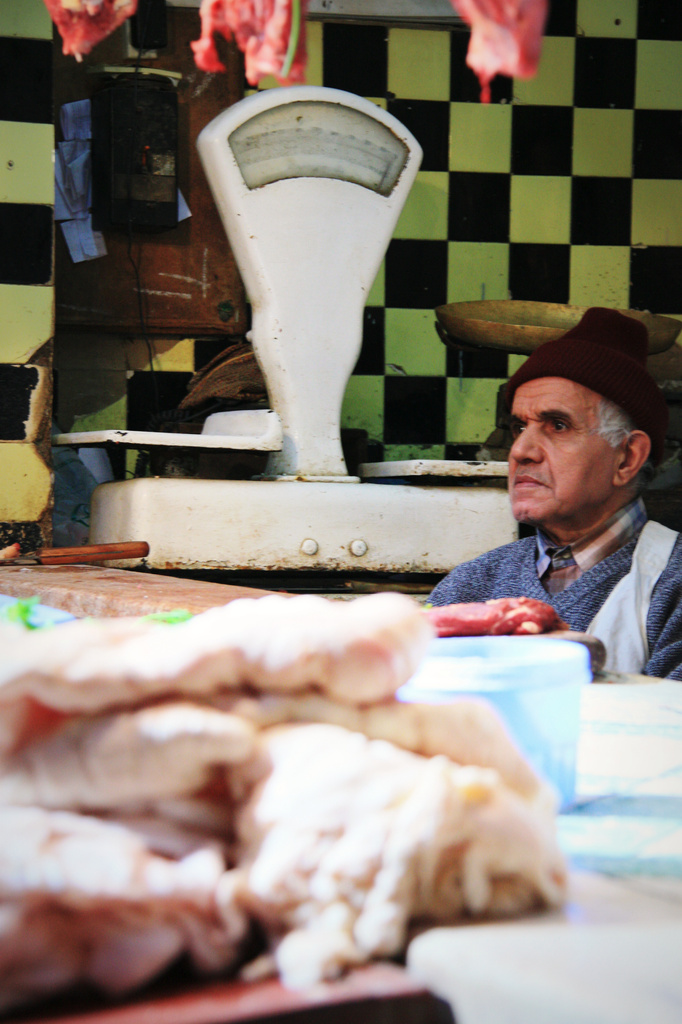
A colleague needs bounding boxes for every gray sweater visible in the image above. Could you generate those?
[429,528,682,680]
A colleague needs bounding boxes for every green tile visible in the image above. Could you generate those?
[72,394,127,433]
[510,176,571,244]
[126,449,140,479]
[576,0,637,37]
[569,246,631,308]
[0,121,54,204]
[367,260,385,306]
[388,28,450,101]
[632,180,682,247]
[449,102,511,173]
[0,0,52,39]
[305,21,324,86]
[0,443,51,520]
[0,283,53,362]
[447,242,510,303]
[508,354,527,376]
[635,41,682,110]
[394,171,448,240]
[385,308,446,376]
[152,338,195,372]
[383,443,446,461]
[342,375,384,441]
[572,108,633,177]
[446,377,506,443]
[513,37,575,106]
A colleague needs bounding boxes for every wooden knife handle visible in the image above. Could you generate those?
[36,542,150,564]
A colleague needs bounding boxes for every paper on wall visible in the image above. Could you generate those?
[60,216,108,264]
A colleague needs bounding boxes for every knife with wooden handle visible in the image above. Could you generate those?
[0,542,150,565]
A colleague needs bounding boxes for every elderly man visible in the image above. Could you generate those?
[429,306,682,679]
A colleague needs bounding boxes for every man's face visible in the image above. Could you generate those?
[508,377,630,544]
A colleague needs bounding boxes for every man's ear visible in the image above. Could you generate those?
[613,430,651,488]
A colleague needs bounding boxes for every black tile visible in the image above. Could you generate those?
[0,365,40,440]
[384,375,446,444]
[573,38,636,109]
[384,239,448,309]
[0,38,52,124]
[508,243,570,302]
[448,172,510,242]
[545,0,577,36]
[446,442,486,459]
[194,337,249,371]
[365,440,384,463]
[387,99,449,172]
[322,23,387,96]
[446,346,509,378]
[126,370,193,429]
[634,111,682,179]
[450,31,513,104]
[571,177,632,245]
[0,520,43,553]
[630,247,682,312]
[0,204,53,285]
[511,106,573,176]
[637,0,682,40]
[354,307,385,375]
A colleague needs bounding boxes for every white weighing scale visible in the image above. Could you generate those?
[56,87,513,574]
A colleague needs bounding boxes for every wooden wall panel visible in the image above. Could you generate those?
[53,7,247,336]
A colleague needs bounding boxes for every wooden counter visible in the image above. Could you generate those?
[2,963,453,1024]
[0,565,279,617]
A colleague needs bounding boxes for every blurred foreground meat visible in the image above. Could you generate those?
[0,592,433,754]
[191,0,308,86]
[426,596,567,638]
[0,592,567,1012]
[0,807,248,1014]
[450,0,548,101]
[228,724,566,988]
[44,0,138,60]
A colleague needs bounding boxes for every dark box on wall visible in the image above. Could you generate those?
[91,78,178,231]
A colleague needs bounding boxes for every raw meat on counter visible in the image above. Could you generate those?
[0,806,248,1014]
[0,592,567,1012]
[44,0,138,61]
[426,596,568,638]
[224,691,544,802]
[0,593,432,755]
[228,723,566,989]
[450,0,548,101]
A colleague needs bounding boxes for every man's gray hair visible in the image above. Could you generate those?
[595,397,655,491]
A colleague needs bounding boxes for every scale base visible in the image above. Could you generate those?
[89,478,516,574]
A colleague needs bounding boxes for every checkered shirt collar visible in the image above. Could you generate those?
[536,497,648,577]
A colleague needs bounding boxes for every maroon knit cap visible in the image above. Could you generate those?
[505,307,669,465]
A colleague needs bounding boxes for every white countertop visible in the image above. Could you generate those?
[407,681,682,1024]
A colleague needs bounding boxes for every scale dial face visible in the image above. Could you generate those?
[228,100,410,196]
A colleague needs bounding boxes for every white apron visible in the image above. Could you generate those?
[588,520,678,674]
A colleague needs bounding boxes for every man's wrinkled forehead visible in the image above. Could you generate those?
[510,376,603,422]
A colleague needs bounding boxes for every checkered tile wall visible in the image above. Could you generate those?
[330,0,682,463]
[0,0,54,548]
[52,1,682,475]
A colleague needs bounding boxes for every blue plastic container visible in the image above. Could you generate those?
[397,636,590,808]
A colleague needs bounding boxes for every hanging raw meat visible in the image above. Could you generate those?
[191,0,308,86]
[44,0,138,61]
[450,0,548,101]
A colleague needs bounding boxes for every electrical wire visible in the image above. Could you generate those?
[125,0,162,420]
